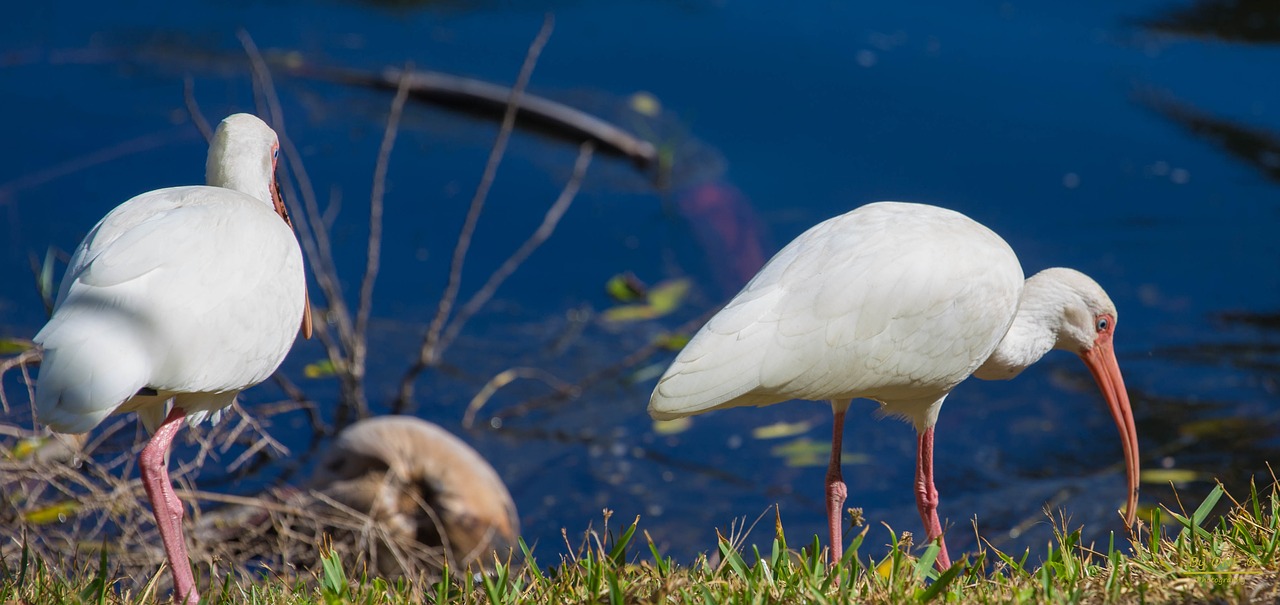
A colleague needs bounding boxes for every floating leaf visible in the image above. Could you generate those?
[625,362,666,385]
[646,279,691,314]
[628,91,662,117]
[752,421,814,440]
[602,304,659,323]
[770,438,869,468]
[1178,418,1254,440]
[304,359,336,379]
[1141,468,1206,484]
[605,272,648,303]
[652,418,692,435]
[654,332,691,351]
[602,279,691,323]
[0,338,34,355]
[23,501,80,525]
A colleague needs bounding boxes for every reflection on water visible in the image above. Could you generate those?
[1136,92,1280,183]
[1,0,1279,568]
[1138,0,1280,44]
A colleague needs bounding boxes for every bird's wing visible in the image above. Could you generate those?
[650,202,1022,419]
[47,186,306,395]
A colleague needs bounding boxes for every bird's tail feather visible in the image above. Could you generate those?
[34,312,151,434]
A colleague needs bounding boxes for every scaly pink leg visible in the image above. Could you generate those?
[826,404,849,566]
[915,427,952,570]
[139,406,199,605]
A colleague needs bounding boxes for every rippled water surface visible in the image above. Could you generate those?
[1,0,1278,562]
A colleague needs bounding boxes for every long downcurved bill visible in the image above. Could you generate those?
[272,172,314,340]
[1080,341,1139,527]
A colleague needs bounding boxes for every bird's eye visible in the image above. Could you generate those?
[272,147,279,159]
[1095,317,1110,332]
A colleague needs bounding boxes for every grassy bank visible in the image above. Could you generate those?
[3,482,1278,604]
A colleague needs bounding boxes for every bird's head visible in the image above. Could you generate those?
[206,113,283,214]
[1030,267,1139,528]
[1031,267,1119,356]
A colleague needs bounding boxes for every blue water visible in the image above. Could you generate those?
[2,0,1278,564]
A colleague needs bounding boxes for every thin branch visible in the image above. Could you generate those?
[422,16,553,361]
[352,65,413,390]
[270,373,328,436]
[488,308,717,424]
[237,29,363,415]
[0,128,190,206]
[182,75,214,144]
[461,366,579,428]
[393,15,555,412]
[237,30,352,348]
[0,346,41,414]
[438,142,593,356]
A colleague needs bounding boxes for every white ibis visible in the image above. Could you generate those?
[33,113,311,604]
[309,416,520,576]
[649,201,1138,569]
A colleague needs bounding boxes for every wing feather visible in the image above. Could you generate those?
[649,202,1023,420]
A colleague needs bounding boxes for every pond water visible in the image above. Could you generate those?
[1,0,1278,564]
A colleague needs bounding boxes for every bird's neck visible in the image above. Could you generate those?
[973,278,1063,381]
[205,149,273,206]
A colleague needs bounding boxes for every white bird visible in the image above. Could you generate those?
[33,113,311,604]
[649,201,1138,569]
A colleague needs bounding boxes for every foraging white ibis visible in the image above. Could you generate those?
[649,201,1138,569]
[308,416,520,576]
[33,113,311,604]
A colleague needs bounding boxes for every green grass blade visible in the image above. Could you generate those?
[917,558,963,603]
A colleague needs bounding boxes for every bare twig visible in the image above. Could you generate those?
[349,64,414,419]
[438,142,594,358]
[0,346,41,414]
[182,75,214,144]
[488,309,717,424]
[0,128,191,206]
[394,15,556,413]
[238,29,364,416]
[270,373,328,435]
[462,366,579,428]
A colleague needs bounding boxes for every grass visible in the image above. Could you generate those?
[2,481,1279,604]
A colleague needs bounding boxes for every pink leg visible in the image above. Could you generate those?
[915,427,952,570]
[139,406,199,605]
[826,405,849,566]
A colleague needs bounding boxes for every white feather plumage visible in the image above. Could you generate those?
[34,114,306,435]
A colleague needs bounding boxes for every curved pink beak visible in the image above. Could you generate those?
[1080,339,1139,527]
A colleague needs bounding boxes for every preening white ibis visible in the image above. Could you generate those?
[309,416,520,576]
[33,113,311,604]
[649,201,1138,569]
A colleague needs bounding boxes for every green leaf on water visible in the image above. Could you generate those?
[652,417,692,435]
[625,362,666,385]
[770,437,869,468]
[653,332,691,351]
[602,304,658,323]
[751,421,814,440]
[605,272,648,303]
[646,279,691,314]
[304,359,336,379]
[1140,468,1206,485]
[23,501,80,525]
